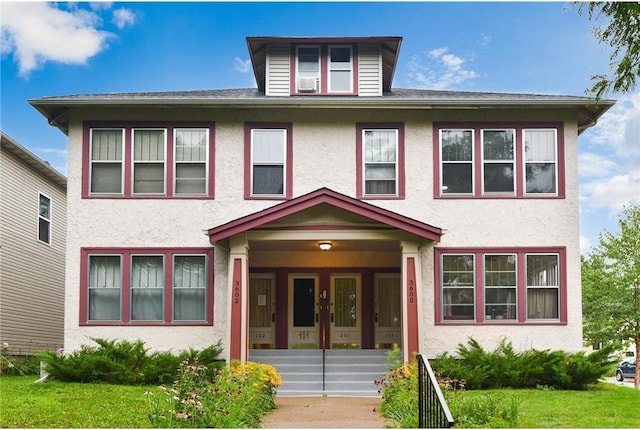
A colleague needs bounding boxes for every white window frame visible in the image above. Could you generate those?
[89,128,125,195]
[250,128,287,197]
[328,45,353,93]
[132,128,167,195]
[88,254,123,322]
[174,128,209,196]
[525,253,560,321]
[481,129,516,195]
[441,254,476,322]
[130,254,165,322]
[296,45,320,92]
[173,254,208,322]
[483,253,518,321]
[37,192,52,245]
[439,129,475,195]
[523,128,558,196]
[362,128,399,197]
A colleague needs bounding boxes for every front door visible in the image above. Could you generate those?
[330,274,361,348]
[288,274,320,348]
[249,274,276,348]
[374,273,401,348]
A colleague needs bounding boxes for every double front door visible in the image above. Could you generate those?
[249,272,401,349]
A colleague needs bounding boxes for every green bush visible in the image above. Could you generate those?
[39,338,224,384]
[446,391,521,428]
[432,338,615,390]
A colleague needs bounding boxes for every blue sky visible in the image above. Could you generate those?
[1,1,638,253]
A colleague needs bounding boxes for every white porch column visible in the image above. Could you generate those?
[228,235,249,362]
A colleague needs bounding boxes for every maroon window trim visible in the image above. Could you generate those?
[82,122,215,199]
[244,122,293,200]
[433,122,565,199]
[79,247,214,326]
[356,123,405,200]
[290,43,359,96]
[434,247,567,325]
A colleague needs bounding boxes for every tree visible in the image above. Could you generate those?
[576,2,640,100]
[582,204,640,388]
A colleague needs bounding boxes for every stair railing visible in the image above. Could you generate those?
[417,354,454,428]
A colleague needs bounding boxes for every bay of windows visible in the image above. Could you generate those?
[84,123,214,198]
[437,248,564,324]
[436,123,562,198]
[82,248,213,325]
[293,44,356,94]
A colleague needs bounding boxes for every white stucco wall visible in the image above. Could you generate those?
[63,106,583,356]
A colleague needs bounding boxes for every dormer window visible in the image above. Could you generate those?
[293,44,356,95]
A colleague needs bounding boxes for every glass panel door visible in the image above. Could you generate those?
[249,274,275,348]
[330,274,361,348]
[288,274,319,348]
[375,273,401,348]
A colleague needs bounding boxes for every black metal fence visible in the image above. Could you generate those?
[417,354,454,428]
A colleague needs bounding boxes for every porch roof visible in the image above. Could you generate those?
[207,188,442,243]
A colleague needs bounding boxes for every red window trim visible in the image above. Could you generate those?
[290,43,359,96]
[433,122,565,199]
[356,123,405,200]
[434,247,567,325]
[82,122,215,199]
[79,247,214,326]
[244,122,293,200]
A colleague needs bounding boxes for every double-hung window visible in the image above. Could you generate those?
[133,129,166,195]
[37,193,51,244]
[435,123,563,198]
[329,46,353,93]
[245,123,293,199]
[357,123,405,199]
[296,46,320,92]
[84,122,214,199]
[82,248,213,325]
[436,248,565,324]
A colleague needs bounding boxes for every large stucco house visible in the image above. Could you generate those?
[1,131,67,356]
[30,36,614,372]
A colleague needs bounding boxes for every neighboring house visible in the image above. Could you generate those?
[29,36,614,364]
[0,131,66,356]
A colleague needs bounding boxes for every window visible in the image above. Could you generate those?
[329,46,352,92]
[296,46,320,92]
[244,123,293,199]
[293,43,357,95]
[435,123,564,198]
[436,248,566,324]
[37,193,51,244]
[356,123,405,199]
[524,129,557,194]
[90,129,124,194]
[81,248,214,325]
[133,129,165,194]
[83,122,214,199]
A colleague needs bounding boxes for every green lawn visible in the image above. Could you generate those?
[1,376,639,428]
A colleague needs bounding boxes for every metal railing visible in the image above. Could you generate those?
[417,354,455,428]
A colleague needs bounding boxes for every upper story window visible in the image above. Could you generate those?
[37,193,51,244]
[434,123,564,199]
[435,247,566,325]
[244,123,293,200]
[83,122,214,199]
[356,123,405,199]
[293,44,357,95]
[82,248,213,325]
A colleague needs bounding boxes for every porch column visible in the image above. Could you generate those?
[401,241,420,362]
[228,236,249,362]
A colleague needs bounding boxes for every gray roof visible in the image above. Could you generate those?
[1,131,67,188]
[30,87,614,135]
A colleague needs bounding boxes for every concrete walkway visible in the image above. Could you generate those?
[261,396,391,428]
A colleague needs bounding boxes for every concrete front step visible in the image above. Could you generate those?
[249,349,390,396]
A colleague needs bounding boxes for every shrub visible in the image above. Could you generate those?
[147,358,281,428]
[0,345,41,376]
[40,338,224,384]
[376,362,419,428]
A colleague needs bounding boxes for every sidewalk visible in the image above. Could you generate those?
[261,396,391,428]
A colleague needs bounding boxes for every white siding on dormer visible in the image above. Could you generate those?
[266,44,290,96]
[358,44,382,96]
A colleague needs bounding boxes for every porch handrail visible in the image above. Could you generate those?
[417,354,455,428]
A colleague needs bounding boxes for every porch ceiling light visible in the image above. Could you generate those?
[319,241,332,251]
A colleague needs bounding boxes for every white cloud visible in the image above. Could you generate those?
[0,3,122,77]
[112,8,136,29]
[578,152,619,179]
[233,57,251,73]
[409,46,478,90]
[580,235,592,254]
[585,92,640,159]
[584,173,640,212]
